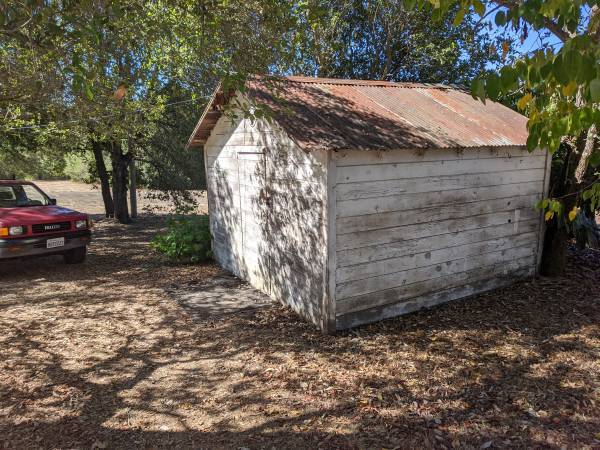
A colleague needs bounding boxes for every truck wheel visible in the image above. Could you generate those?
[63,247,87,264]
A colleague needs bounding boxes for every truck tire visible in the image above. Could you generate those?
[63,246,87,264]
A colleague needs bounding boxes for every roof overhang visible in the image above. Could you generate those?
[186,83,234,150]
[186,75,529,152]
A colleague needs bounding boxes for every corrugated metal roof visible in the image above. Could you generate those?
[187,75,528,151]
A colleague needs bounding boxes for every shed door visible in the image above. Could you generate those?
[237,149,272,294]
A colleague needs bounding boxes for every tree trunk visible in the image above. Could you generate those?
[129,158,138,219]
[111,143,131,224]
[539,126,597,275]
[540,224,568,276]
[575,124,597,183]
[91,140,114,218]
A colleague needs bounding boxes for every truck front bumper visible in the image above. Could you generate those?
[0,230,91,259]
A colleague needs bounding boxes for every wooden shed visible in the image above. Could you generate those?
[187,75,551,333]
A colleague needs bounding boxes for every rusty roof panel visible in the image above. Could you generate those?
[188,76,528,151]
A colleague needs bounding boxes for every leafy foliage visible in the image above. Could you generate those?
[151,215,212,264]
[289,0,503,84]
[420,0,600,252]
[1,0,300,218]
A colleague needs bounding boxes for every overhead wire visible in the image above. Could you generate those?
[2,96,211,132]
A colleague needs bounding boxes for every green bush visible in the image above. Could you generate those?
[151,215,212,263]
[63,152,92,182]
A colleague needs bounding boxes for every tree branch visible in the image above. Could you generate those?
[575,124,598,184]
[0,16,32,34]
[491,0,571,42]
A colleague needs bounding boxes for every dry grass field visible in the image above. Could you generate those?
[34,180,208,216]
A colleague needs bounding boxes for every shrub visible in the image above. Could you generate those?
[151,215,212,263]
[63,152,91,182]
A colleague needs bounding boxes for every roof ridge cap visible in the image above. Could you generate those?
[252,75,462,90]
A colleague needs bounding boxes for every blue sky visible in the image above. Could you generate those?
[483,3,594,63]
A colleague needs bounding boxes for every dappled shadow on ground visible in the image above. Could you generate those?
[0,217,598,449]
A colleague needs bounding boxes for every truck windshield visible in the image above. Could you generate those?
[0,184,49,208]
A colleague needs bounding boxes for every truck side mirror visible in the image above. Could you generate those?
[48,198,57,205]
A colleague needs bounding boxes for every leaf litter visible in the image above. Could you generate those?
[0,217,598,449]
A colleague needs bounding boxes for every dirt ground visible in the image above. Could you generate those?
[1,216,599,449]
[34,180,208,215]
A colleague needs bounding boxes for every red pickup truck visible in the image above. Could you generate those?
[0,180,91,263]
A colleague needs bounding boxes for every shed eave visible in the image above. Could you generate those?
[185,83,226,150]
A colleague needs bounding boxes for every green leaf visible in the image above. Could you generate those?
[527,65,540,85]
[84,84,94,101]
[471,78,485,103]
[562,80,578,97]
[453,8,466,26]
[472,0,485,16]
[578,55,596,83]
[590,78,600,102]
[494,10,506,26]
[500,66,517,90]
[589,151,600,168]
[526,130,539,151]
[553,53,570,85]
[486,73,500,100]
[526,122,540,151]
[540,61,553,79]
[562,50,581,80]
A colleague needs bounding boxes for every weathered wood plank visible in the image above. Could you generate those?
[334,146,545,167]
[206,156,239,171]
[266,161,326,183]
[337,219,539,267]
[336,194,539,234]
[336,155,546,184]
[337,181,544,218]
[268,180,326,199]
[337,168,545,201]
[206,130,246,148]
[336,255,535,316]
[205,142,249,158]
[337,231,538,283]
[337,208,538,251]
[244,118,306,154]
[335,265,535,329]
[322,151,337,333]
[336,244,537,299]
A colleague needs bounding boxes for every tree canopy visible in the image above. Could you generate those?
[1,0,501,221]
[415,0,599,272]
[290,0,503,84]
[2,0,598,266]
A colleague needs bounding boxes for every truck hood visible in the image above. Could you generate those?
[0,205,87,226]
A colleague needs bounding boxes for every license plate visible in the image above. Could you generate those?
[46,237,65,249]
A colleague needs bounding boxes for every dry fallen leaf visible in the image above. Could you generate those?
[1,212,599,450]
[91,440,107,450]
[113,84,126,100]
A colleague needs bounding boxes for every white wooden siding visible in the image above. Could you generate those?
[205,114,550,332]
[259,120,328,327]
[333,146,549,329]
[204,111,328,329]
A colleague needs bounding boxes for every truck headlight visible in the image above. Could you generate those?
[9,226,24,235]
[75,220,87,229]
